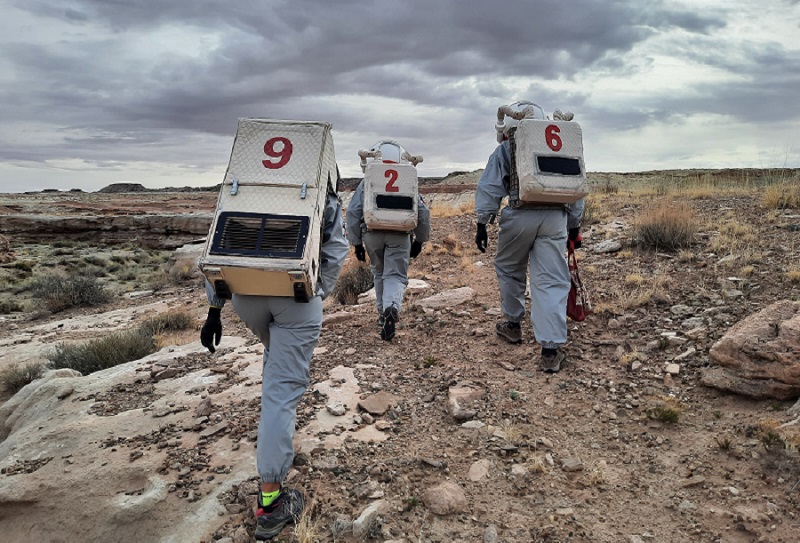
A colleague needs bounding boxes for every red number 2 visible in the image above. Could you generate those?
[262,137,293,169]
[384,169,399,192]
[545,125,563,152]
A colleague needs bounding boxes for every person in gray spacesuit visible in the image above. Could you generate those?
[200,187,348,540]
[346,140,431,341]
[475,101,584,373]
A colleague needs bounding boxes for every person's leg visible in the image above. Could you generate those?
[380,233,411,314]
[364,231,386,315]
[494,208,537,343]
[529,209,570,370]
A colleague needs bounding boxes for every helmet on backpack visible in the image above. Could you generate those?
[495,101,546,143]
[359,140,422,172]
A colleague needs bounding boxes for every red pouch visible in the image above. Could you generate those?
[567,244,592,322]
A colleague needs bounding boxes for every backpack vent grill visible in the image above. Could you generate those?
[210,212,309,259]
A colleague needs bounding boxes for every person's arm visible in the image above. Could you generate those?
[414,195,431,243]
[345,181,365,246]
[567,197,584,230]
[474,142,511,225]
[317,192,349,300]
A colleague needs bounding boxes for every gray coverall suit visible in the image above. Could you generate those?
[346,180,431,315]
[206,191,348,484]
[475,140,584,349]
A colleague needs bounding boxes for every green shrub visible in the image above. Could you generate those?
[332,262,374,305]
[0,362,45,393]
[49,329,156,375]
[27,273,111,312]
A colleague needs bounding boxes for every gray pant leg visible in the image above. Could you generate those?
[364,231,386,313]
[529,210,570,348]
[231,294,322,483]
[494,208,536,323]
[380,232,411,313]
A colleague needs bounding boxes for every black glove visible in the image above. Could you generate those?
[568,227,582,250]
[354,244,366,262]
[410,240,423,259]
[200,307,222,353]
[475,223,488,253]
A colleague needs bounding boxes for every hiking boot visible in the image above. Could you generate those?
[495,321,522,344]
[380,306,399,341]
[254,488,305,540]
[540,350,567,373]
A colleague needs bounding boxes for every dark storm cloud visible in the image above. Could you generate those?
[3,0,709,136]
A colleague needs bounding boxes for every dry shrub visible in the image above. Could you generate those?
[28,273,111,312]
[786,268,800,284]
[332,260,373,305]
[634,202,697,251]
[49,329,156,375]
[0,362,45,394]
[140,310,194,336]
[708,218,759,261]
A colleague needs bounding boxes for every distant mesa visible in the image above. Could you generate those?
[97,183,147,193]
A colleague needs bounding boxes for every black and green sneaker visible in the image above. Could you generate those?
[254,488,305,540]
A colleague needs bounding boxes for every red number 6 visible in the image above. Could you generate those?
[262,137,293,169]
[385,169,399,192]
[545,125,562,152]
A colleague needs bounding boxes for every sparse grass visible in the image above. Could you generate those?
[786,268,800,284]
[437,234,463,257]
[27,273,111,312]
[429,200,474,218]
[331,260,373,305]
[48,328,156,375]
[294,493,321,543]
[715,435,732,451]
[0,361,45,394]
[586,461,608,486]
[527,455,547,474]
[634,202,697,251]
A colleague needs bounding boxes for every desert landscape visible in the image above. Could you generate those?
[1,168,800,543]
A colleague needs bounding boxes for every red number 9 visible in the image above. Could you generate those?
[262,137,293,169]
[545,125,562,152]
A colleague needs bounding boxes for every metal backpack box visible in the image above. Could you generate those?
[511,119,588,204]
[362,161,419,232]
[199,118,337,302]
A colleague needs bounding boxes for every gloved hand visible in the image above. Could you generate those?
[354,244,366,262]
[200,307,222,353]
[568,227,582,250]
[410,240,423,259]
[475,223,488,253]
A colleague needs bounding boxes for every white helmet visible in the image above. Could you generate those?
[358,139,423,172]
[495,100,546,143]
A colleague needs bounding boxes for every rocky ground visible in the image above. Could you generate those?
[1,177,800,543]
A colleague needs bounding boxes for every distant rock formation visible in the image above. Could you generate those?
[97,183,148,193]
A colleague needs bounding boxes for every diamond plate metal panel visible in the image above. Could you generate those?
[223,119,330,187]
[363,163,418,231]
[514,119,588,204]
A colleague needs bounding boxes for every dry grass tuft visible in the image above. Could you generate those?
[331,260,373,305]
[634,202,697,251]
[429,200,474,218]
[786,268,800,284]
[763,182,800,210]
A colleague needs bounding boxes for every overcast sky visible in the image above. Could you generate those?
[1,0,799,193]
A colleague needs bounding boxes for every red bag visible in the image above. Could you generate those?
[567,244,592,321]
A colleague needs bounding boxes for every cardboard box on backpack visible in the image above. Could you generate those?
[512,119,588,204]
[362,162,419,232]
[199,118,337,302]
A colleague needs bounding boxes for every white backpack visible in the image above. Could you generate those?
[510,118,588,204]
[199,118,337,302]
[362,161,419,232]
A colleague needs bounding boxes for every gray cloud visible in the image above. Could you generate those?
[1,0,798,191]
